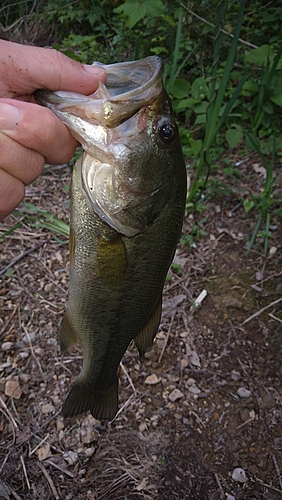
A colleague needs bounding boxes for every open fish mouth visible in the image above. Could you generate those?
[35,56,163,128]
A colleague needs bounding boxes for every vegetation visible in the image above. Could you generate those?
[1,0,282,253]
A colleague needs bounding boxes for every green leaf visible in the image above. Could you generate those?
[190,139,203,156]
[226,128,243,148]
[114,0,163,28]
[5,267,14,277]
[270,93,282,107]
[243,199,255,213]
[170,79,190,99]
[194,114,207,125]
[244,45,274,65]
[191,77,208,100]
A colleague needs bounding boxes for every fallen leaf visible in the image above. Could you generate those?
[5,379,22,399]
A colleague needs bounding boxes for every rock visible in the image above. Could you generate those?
[144,374,160,385]
[231,370,241,381]
[41,403,55,414]
[187,349,201,367]
[237,387,251,398]
[84,447,95,457]
[232,467,247,483]
[169,389,184,402]
[80,427,96,444]
[5,379,22,399]
[260,390,275,409]
[1,342,13,350]
[21,332,36,345]
[188,385,201,394]
[63,450,78,465]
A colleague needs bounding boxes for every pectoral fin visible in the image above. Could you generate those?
[59,312,80,352]
[134,299,162,357]
[95,234,127,284]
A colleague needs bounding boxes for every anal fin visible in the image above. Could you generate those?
[59,312,80,352]
[134,298,162,358]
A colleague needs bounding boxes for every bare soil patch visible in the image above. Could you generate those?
[0,156,281,499]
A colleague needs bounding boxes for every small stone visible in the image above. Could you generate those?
[139,421,148,432]
[56,417,64,431]
[17,351,29,360]
[232,467,247,483]
[226,496,235,500]
[1,342,13,350]
[237,387,251,398]
[260,390,275,409]
[188,350,201,367]
[269,246,277,256]
[41,403,55,414]
[84,447,95,457]
[169,389,184,402]
[63,451,78,465]
[231,370,241,381]
[80,427,96,444]
[180,358,188,369]
[144,374,160,385]
[21,332,36,344]
[5,379,22,399]
[188,385,201,394]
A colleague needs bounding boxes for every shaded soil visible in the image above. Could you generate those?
[0,155,282,499]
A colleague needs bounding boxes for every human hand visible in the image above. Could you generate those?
[0,39,106,221]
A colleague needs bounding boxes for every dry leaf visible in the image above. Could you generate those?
[5,379,22,399]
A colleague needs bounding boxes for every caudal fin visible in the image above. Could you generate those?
[61,377,118,421]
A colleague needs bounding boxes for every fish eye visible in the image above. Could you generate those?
[158,120,176,144]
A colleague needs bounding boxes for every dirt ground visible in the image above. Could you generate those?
[0,153,281,500]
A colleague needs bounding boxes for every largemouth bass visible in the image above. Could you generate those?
[36,56,187,421]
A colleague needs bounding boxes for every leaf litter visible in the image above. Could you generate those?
[0,159,282,499]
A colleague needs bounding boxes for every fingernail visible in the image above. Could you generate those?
[0,102,21,130]
[83,64,106,79]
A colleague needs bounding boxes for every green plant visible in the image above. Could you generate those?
[16,202,69,242]
[241,134,282,255]
[186,0,246,205]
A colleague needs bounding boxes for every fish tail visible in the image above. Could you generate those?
[61,376,118,421]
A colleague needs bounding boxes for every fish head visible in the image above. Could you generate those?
[36,56,186,236]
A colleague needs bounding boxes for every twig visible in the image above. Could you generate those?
[29,433,50,457]
[21,324,46,381]
[178,2,258,49]
[158,313,176,364]
[20,455,31,490]
[0,395,18,445]
[120,361,136,394]
[45,459,75,478]
[0,239,50,275]
[38,462,60,499]
[241,297,282,325]
[269,312,282,324]
[214,472,224,499]
[0,451,10,475]
[272,454,282,491]
[251,476,282,494]
[10,488,22,500]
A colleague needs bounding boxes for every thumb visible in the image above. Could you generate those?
[0,40,106,98]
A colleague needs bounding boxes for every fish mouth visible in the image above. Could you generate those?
[35,56,163,128]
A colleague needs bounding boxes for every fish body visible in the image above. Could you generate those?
[36,56,187,421]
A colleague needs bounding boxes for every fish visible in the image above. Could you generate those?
[36,56,187,421]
